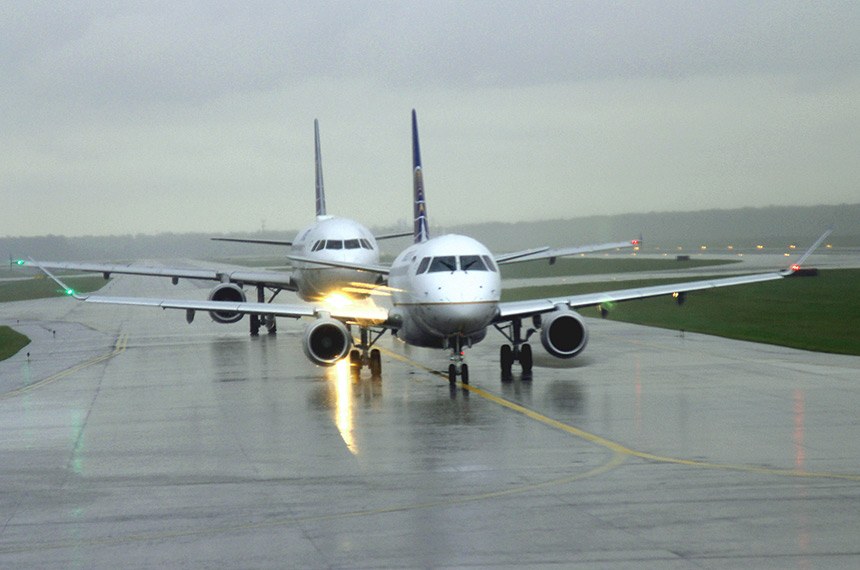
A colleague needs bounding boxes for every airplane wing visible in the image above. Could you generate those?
[497,229,831,321]
[286,255,390,275]
[495,239,640,265]
[210,232,411,246]
[15,260,297,290]
[374,231,414,241]
[210,237,293,246]
[34,263,388,326]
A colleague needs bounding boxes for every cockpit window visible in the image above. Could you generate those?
[360,239,373,250]
[416,257,431,274]
[460,255,488,271]
[312,240,324,252]
[428,256,457,272]
[482,255,498,272]
[344,239,360,249]
[325,240,343,250]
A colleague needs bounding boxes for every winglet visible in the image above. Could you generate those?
[412,110,430,243]
[27,258,87,300]
[314,118,327,218]
[782,228,833,275]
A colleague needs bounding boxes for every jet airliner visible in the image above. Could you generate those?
[26,111,831,384]
[18,119,409,347]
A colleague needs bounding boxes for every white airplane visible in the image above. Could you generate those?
[27,111,830,384]
[17,119,410,337]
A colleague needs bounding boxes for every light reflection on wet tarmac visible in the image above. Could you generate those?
[1,279,860,568]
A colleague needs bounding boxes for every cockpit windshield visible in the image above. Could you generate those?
[417,255,498,274]
[428,256,457,272]
[459,255,487,271]
[310,238,374,252]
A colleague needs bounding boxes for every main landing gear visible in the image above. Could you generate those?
[250,284,282,337]
[447,336,469,385]
[494,317,535,376]
[349,326,384,378]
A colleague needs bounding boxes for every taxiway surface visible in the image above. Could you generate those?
[1,272,860,568]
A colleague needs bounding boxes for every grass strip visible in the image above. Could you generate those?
[0,326,30,361]
[0,275,110,303]
[503,269,860,356]
[500,257,738,279]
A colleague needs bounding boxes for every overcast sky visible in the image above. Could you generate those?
[2,1,858,237]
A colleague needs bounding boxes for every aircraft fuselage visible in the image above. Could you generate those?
[290,216,381,301]
[389,234,500,348]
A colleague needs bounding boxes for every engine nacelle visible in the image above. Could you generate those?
[302,318,352,366]
[207,283,246,324]
[539,308,589,359]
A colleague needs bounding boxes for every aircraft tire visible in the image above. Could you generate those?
[500,344,514,372]
[448,364,457,384]
[519,344,533,372]
[461,363,469,384]
[370,349,382,377]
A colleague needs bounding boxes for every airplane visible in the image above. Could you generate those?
[24,110,831,384]
[16,119,411,342]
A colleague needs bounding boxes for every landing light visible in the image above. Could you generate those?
[323,292,351,309]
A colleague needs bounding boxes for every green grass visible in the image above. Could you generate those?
[500,257,739,279]
[0,275,110,303]
[0,326,30,361]
[503,269,860,356]
[0,275,109,361]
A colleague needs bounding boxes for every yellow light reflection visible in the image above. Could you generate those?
[319,289,388,325]
[328,359,358,455]
[323,292,352,309]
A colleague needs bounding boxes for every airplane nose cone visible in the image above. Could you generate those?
[424,300,497,336]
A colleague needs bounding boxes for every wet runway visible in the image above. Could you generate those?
[2,273,860,568]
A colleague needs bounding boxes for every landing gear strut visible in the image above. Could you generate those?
[447,336,469,385]
[349,326,385,378]
[494,317,535,376]
[250,284,281,336]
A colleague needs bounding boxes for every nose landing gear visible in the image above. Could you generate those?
[349,326,385,378]
[447,336,470,385]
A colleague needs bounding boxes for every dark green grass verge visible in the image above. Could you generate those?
[500,257,739,279]
[0,326,30,361]
[0,275,110,303]
[503,269,860,356]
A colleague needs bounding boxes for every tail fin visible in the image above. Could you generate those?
[314,119,326,217]
[412,110,430,243]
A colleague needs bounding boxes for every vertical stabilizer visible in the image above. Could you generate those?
[412,110,430,243]
[314,119,327,217]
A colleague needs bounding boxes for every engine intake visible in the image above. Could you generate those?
[539,308,589,359]
[303,318,352,366]
[207,283,246,324]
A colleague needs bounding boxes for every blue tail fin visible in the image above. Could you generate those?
[314,119,326,217]
[412,110,430,243]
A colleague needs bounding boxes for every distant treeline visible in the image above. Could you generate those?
[4,204,858,261]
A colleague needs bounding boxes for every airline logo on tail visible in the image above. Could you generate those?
[314,118,327,218]
[412,110,430,243]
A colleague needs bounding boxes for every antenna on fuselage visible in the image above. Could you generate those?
[412,110,430,243]
[314,118,327,218]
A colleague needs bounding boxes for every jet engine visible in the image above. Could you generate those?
[302,317,352,366]
[539,308,589,359]
[207,283,246,324]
